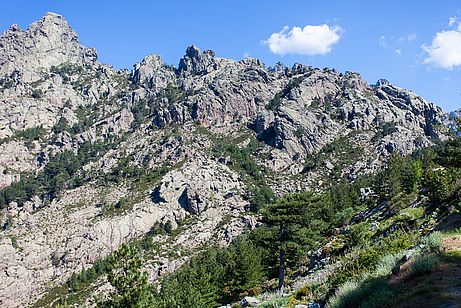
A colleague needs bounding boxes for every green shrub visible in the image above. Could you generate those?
[374,253,403,277]
[411,255,440,274]
[266,93,282,111]
[358,287,395,308]
[52,117,71,134]
[420,231,443,254]
[328,278,394,308]
[13,126,46,148]
[294,282,326,302]
[148,221,173,236]
[328,280,361,308]
[348,222,370,248]
[396,207,425,222]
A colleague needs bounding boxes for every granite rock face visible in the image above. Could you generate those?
[447,108,461,135]
[132,54,176,91]
[0,13,451,307]
[0,12,97,82]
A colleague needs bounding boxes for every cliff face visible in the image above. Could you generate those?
[448,108,461,135]
[0,12,97,82]
[0,13,449,307]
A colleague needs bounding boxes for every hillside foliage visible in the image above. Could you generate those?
[92,137,461,307]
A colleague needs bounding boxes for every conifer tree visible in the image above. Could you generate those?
[100,244,153,307]
[262,193,312,295]
[440,138,461,168]
[222,236,263,301]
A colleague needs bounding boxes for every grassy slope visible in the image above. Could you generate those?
[390,232,461,307]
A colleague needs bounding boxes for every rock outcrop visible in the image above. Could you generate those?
[0,12,97,82]
[0,13,451,307]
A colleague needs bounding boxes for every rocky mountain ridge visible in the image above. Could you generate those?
[448,108,461,135]
[0,13,452,307]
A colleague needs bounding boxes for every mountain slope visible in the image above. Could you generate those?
[0,13,452,307]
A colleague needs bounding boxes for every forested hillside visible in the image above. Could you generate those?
[39,136,461,307]
[0,13,459,308]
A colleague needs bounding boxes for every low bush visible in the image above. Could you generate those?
[374,253,404,277]
[328,278,395,308]
[411,255,440,274]
[420,231,443,254]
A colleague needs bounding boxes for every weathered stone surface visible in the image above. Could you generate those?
[179,45,219,76]
[0,12,97,82]
[0,12,454,308]
[155,155,244,215]
[240,296,260,307]
[132,54,176,90]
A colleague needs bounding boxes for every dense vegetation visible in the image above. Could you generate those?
[209,135,275,210]
[302,134,363,179]
[90,137,460,307]
[0,141,113,209]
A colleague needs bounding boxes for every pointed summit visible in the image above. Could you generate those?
[28,12,76,40]
[132,54,176,89]
[44,11,62,17]
[185,45,201,58]
[0,12,97,82]
[178,45,218,75]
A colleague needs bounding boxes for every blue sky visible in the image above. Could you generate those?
[1,1,460,111]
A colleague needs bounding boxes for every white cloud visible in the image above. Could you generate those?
[379,35,388,47]
[422,30,461,70]
[395,49,402,55]
[265,24,342,56]
[407,33,417,41]
[449,17,457,26]
[242,51,251,58]
[379,33,417,49]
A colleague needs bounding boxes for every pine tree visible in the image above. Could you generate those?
[262,194,311,295]
[156,248,223,308]
[222,236,263,301]
[100,244,154,307]
[440,138,461,168]
[423,167,451,203]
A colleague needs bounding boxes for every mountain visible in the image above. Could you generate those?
[447,108,461,135]
[0,13,454,307]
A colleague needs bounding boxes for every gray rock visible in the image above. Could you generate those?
[240,296,260,307]
[178,45,219,75]
[324,160,334,170]
[375,79,390,87]
[0,12,452,307]
[0,12,97,82]
[132,54,175,90]
[178,186,206,214]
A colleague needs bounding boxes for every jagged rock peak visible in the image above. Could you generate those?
[178,45,218,75]
[132,54,176,88]
[8,24,21,32]
[185,45,201,58]
[39,11,65,23]
[375,79,390,87]
[270,61,287,73]
[0,12,97,82]
[26,12,78,44]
